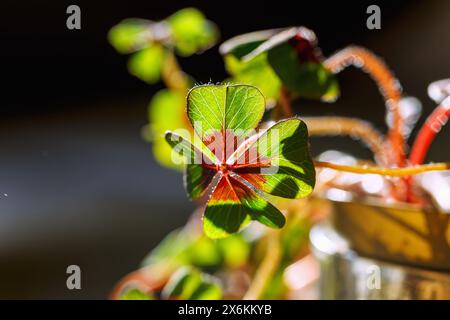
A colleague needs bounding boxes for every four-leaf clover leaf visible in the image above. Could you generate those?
[165,84,315,238]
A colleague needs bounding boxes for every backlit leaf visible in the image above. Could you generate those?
[147,90,188,170]
[165,131,218,199]
[108,18,152,54]
[187,84,265,143]
[233,119,315,198]
[168,8,219,56]
[204,174,285,239]
[165,84,315,238]
[224,53,281,104]
[128,44,166,84]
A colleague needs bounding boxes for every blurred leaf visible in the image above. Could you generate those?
[281,213,309,261]
[120,288,154,300]
[141,228,192,267]
[224,53,281,103]
[267,44,339,101]
[108,18,152,54]
[217,234,250,268]
[219,29,281,59]
[223,27,340,102]
[168,8,219,56]
[147,89,189,169]
[128,44,166,84]
[162,267,222,300]
[141,225,251,270]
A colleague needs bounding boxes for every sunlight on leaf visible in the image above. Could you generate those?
[168,8,219,56]
[165,84,314,238]
[108,18,152,54]
[224,53,281,104]
[147,89,188,170]
[128,44,166,84]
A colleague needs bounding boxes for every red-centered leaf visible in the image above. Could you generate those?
[165,131,218,200]
[204,174,285,239]
[230,119,315,199]
[184,164,218,200]
[165,85,315,238]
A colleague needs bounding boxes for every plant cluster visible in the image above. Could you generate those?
[109,8,449,300]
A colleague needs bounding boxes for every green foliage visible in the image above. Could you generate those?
[221,29,282,103]
[120,288,154,300]
[221,27,339,102]
[141,227,251,270]
[187,84,266,136]
[165,84,315,238]
[162,267,222,300]
[108,18,152,54]
[146,90,187,170]
[168,8,219,56]
[267,43,339,101]
[224,53,281,104]
[108,8,218,84]
[128,44,166,84]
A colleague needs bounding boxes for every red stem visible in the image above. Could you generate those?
[409,97,450,165]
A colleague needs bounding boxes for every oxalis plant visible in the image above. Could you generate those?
[109,8,449,300]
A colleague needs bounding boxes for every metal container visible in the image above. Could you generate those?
[310,223,450,299]
[329,198,450,271]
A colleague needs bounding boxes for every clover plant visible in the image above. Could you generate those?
[109,8,449,301]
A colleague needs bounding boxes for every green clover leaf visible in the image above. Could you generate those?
[165,84,315,238]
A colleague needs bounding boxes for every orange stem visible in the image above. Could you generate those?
[324,46,405,167]
[303,116,389,166]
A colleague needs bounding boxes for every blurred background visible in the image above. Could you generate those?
[0,0,449,298]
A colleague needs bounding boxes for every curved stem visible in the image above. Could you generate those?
[303,116,389,166]
[110,264,172,300]
[410,97,450,165]
[314,161,449,177]
[324,46,405,166]
[243,231,281,300]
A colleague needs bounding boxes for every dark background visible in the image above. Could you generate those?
[0,0,449,298]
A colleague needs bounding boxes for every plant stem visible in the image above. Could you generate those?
[243,231,281,300]
[303,116,390,166]
[410,97,450,165]
[324,46,405,167]
[314,161,449,177]
[161,51,189,93]
[278,86,294,118]
[110,263,172,299]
